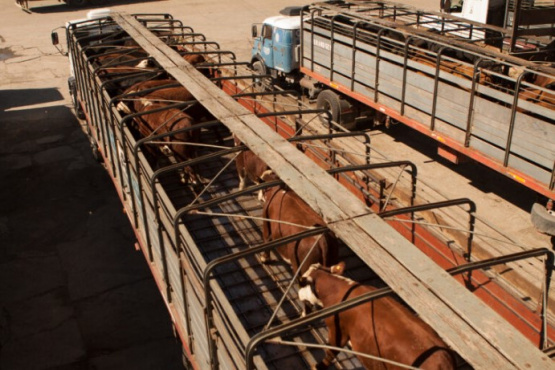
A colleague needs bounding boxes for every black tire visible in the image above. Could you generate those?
[316,89,352,128]
[252,60,269,92]
[317,90,340,127]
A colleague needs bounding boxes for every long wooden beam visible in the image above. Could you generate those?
[112,12,554,369]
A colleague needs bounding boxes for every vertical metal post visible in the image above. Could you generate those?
[151,168,175,303]
[400,37,414,116]
[330,15,338,82]
[310,10,317,71]
[541,252,553,349]
[504,71,529,167]
[464,58,483,148]
[430,47,447,131]
[510,0,523,53]
[351,22,361,91]
[374,29,387,102]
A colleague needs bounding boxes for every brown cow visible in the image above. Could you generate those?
[117,79,213,123]
[298,263,456,370]
[135,103,200,184]
[261,186,339,278]
[117,79,194,113]
[233,136,272,197]
[178,48,214,78]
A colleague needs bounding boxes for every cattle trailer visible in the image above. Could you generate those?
[251,0,555,234]
[60,9,555,369]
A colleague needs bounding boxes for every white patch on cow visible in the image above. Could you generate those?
[238,176,246,191]
[259,251,270,264]
[298,277,323,308]
[302,264,320,279]
[281,256,291,264]
[508,66,525,79]
[135,59,150,69]
[140,98,153,107]
[257,189,265,202]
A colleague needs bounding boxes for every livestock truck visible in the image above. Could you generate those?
[54,7,555,370]
[250,0,555,238]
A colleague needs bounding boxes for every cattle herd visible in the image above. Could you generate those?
[88,34,459,368]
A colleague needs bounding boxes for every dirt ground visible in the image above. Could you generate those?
[0,0,551,369]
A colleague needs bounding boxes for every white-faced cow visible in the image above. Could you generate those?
[261,186,339,278]
[298,263,456,370]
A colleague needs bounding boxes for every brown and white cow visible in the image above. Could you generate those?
[117,79,194,113]
[178,49,214,78]
[233,135,273,198]
[117,79,213,123]
[298,263,456,370]
[135,103,200,184]
[261,186,339,278]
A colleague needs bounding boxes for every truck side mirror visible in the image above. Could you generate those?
[51,31,59,45]
[251,24,258,38]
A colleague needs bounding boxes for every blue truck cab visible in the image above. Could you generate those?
[251,15,301,74]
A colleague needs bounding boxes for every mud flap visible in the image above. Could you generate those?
[531,202,555,236]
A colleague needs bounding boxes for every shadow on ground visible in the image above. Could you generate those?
[380,123,538,213]
[0,96,183,369]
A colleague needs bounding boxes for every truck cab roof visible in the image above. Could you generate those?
[262,15,300,30]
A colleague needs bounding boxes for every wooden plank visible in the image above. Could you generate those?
[341,214,551,369]
[112,13,554,369]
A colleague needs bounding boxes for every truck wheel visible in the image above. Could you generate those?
[252,61,269,92]
[317,90,353,128]
[531,202,555,236]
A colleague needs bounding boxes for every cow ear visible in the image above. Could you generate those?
[331,261,346,275]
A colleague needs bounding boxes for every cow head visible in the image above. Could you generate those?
[258,170,278,202]
[298,262,345,314]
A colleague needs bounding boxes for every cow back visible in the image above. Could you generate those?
[262,187,339,275]
[312,269,454,369]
